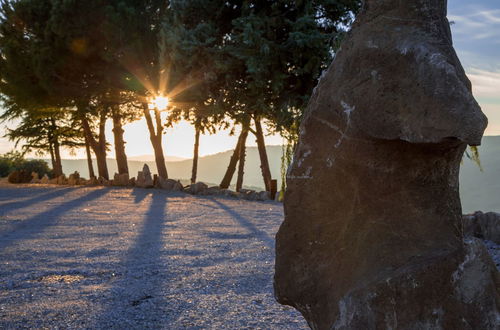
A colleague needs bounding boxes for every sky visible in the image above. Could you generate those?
[0,0,499,159]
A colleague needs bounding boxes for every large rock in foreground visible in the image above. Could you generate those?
[274,0,498,329]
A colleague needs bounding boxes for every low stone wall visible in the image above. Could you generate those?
[20,165,275,202]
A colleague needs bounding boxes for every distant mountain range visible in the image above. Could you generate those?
[56,138,500,214]
[59,146,284,192]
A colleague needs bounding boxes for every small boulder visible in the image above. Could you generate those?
[113,173,129,186]
[56,175,67,185]
[240,189,258,201]
[186,182,208,195]
[463,211,500,244]
[7,170,31,184]
[77,178,88,185]
[136,164,154,188]
[201,186,222,196]
[97,176,108,185]
[221,189,239,198]
[128,177,136,187]
[68,171,80,185]
[88,176,99,185]
[30,172,40,183]
[157,177,183,191]
[257,191,270,201]
[40,174,50,184]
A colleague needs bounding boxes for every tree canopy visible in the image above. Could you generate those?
[0,0,361,189]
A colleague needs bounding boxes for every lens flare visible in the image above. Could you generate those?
[150,95,169,110]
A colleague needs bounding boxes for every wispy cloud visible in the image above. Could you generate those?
[449,9,500,42]
[468,69,500,99]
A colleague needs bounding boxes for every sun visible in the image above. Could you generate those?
[150,95,170,111]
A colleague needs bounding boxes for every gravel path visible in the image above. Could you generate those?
[0,185,307,329]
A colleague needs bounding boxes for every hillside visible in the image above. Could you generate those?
[60,146,284,191]
[459,136,500,213]
[57,138,500,213]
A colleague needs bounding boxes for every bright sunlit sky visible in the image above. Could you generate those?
[1,0,499,159]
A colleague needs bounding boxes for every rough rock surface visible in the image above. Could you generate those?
[274,1,498,329]
[157,177,183,191]
[7,170,31,184]
[68,172,80,185]
[40,174,50,184]
[97,177,108,186]
[30,172,40,184]
[186,182,208,195]
[89,177,99,186]
[56,175,68,185]
[464,211,500,244]
[136,165,154,188]
[113,173,130,187]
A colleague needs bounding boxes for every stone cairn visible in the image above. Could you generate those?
[274,0,499,329]
[136,164,154,188]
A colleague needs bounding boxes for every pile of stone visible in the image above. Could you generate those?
[136,164,154,188]
[182,182,272,201]
[7,163,274,202]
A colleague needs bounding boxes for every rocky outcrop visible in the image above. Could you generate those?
[136,164,154,188]
[274,1,498,329]
[464,211,500,244]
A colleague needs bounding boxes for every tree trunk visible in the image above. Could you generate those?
[84,134,95,178]
[53,137,63,177]
[97,109,109,180]
[254,116,272,192]
[81,115,109,180]
[191,122,201,184]
[48,141,56,173]
[111,106,129,175]
[236,124,249,192]
[220,130,245,189]
[142,102,168,178]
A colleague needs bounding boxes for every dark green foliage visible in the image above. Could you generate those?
[0,0,362,185]
[0,151,22,177]
[18,159,52,177]
[0,151,51,178]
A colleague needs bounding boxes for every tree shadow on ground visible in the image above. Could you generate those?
[0,187,75,215]
[132,188,152,204]
[210,198,275,249]
[0,188,109,250]
[92,191,173,328]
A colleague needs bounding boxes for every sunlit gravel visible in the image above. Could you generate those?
[0,185,307,329]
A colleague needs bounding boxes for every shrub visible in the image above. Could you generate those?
[0,158,12,177]
[0,151,52,178]
[19,159,52,178]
